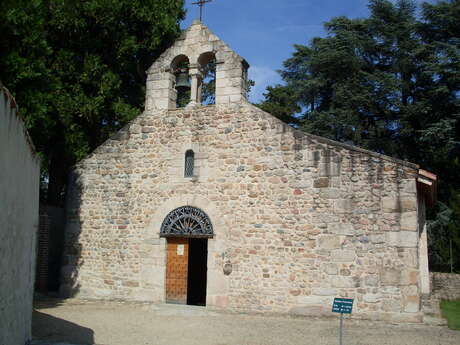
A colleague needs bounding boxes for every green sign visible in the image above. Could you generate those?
[332,298,354,314]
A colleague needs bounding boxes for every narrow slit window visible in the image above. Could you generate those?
[184,150,194,177]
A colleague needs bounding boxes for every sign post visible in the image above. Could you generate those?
[332,298,354,345]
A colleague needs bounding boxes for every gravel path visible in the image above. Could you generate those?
[33,299,459,345]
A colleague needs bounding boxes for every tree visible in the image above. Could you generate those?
[201,59,217,105]
[258,0,460,271]
[0,0,186,205]
[258,85,301,125]
[429,188,460,273]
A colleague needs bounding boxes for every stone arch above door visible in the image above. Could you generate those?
[160,206,213,238]
[143,195,228,240]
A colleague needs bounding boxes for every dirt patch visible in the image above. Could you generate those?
[33,299,460,345]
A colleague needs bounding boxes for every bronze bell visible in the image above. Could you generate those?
[175,69,191,90]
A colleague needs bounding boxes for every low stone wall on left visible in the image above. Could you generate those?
[0,82,40,345]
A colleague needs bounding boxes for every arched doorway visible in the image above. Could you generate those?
[160,206,213,306]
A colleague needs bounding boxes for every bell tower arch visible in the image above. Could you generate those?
[171,55,191,108]
[145,20,250,111]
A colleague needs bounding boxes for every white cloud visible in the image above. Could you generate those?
[248,66,282,103]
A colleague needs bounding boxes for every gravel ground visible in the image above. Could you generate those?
[32,298,459,345]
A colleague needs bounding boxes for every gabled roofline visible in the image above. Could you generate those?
[146,19,248,74]
[253,102,438,207]
[248,102,420,170]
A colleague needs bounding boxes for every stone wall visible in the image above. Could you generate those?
[62,100,428,323]
[0,84,40,345]
[430,272,460,301]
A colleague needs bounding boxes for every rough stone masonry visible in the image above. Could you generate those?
[61,20,436,323]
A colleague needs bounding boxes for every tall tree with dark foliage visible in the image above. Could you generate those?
[0,0,186,205]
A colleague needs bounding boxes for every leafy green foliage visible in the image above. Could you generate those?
[440,299,460,330]
[258,0,460,271]
[428,200,457,272]
[201,60,216,105]
[0,0,185,204]
[258,85,301,124]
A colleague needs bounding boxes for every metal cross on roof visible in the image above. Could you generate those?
[192,0,213,21]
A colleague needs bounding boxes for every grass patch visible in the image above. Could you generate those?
[440,300,460,331]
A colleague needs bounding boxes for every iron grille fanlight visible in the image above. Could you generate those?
[160,206,213,238]
[184,150,194,177]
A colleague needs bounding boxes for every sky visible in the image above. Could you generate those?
[181,0,436,102]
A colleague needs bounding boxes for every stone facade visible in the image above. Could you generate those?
[0,82,40,345]
[61,22,436,323]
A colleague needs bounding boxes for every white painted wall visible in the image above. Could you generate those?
[0,86,40,345]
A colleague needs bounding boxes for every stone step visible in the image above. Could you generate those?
[420,294,447,326]
[423,314,448,326]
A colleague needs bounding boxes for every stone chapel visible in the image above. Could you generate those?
[61,20,437,322]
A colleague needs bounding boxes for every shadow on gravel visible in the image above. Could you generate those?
[32,310,94,345]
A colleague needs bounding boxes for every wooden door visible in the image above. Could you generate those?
[166,238,189,304]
